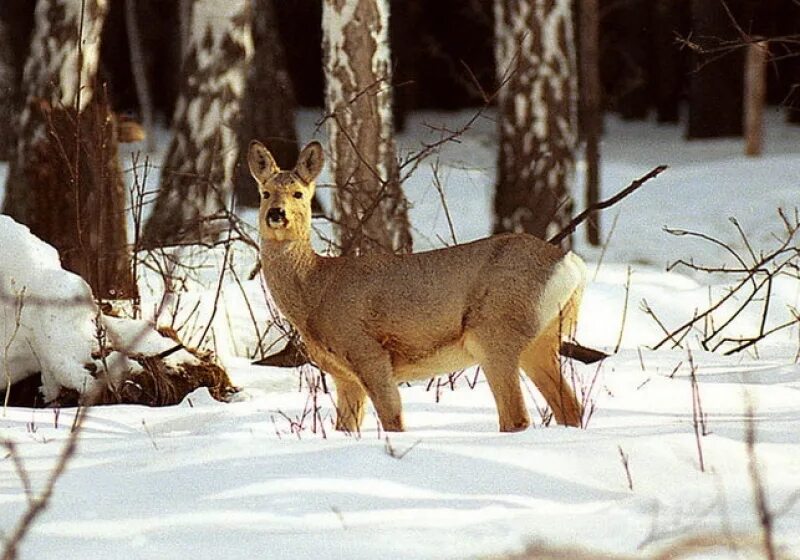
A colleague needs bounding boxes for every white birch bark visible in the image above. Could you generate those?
[6,0,106,188]
[2,0,107,224]
[493,0,578,247]
[1,0,135,299]
[322,0,411,255]
[142,0,253,247]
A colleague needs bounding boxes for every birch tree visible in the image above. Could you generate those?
[493,0,578,248]
[142,0,253,247]
[1,0,134,299]
[322,0,412,255]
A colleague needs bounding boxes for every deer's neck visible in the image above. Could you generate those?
[260,237,322,329]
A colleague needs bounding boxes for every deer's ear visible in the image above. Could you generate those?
[248,140,279,183]
[295,141,324,184]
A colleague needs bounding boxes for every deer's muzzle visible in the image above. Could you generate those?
[266,207,288,227]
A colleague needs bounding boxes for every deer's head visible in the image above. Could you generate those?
[248,140,324,242]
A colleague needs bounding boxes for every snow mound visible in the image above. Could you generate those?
[0,215,100,400]
[0,215,229,405]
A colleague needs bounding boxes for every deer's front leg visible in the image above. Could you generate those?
[333,376,367,433]
[349,344,404,432]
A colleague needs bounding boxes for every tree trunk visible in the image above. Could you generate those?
[687,0,744,139]
[788,58,800,124]
[0,13,15,160]
[0,1,35,160]
[124,0,155,151]
[744,41,768,157]
[652,0,686,123]
[389,0,421,132]
[606,0,651,120]
[493,0,578,248]
[1,0,134,300]
[141,0,253,248]
[235,0,300,209]
[322,0,412,256]
[579,0,601,246]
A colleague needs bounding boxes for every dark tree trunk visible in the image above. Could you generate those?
[0,0,35,160]
[493,0,578,248]
[2,0,134,300]
[788,58,800,124]
[274,0,324,108]
[141,1,253,248]
[124,0,155,150]
[235,0,300,208]
[141,0,182,121]
[0,14,15,160]
[605,0,651,120]
[687,0,744,138]
[579,0,602,246]
[652,0,687,123]
[389,0,421,132]
[322,0,413,256]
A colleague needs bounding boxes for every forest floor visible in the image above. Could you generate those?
[1,108,799,559]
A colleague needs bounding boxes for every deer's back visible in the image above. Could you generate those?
[306,233,570,363]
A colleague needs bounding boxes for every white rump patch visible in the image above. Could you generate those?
[536,251,586,328]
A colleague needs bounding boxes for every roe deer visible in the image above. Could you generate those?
[250,140,586,432]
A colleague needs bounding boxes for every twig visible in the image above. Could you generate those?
[618,445,633,490]
[688,350,706,472]
[384,436,421,460]
[592,209,621,280]
[745,401,777,560]
[549,165,668,245]
[656,211,799,353]
[614,266,632,354]
[431,157,457,246]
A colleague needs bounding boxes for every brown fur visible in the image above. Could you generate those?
[250,141,584,432]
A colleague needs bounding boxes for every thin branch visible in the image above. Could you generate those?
[549,165,668,246]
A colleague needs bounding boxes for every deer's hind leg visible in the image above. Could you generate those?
[518,293,582,427]
[465,333,530,432]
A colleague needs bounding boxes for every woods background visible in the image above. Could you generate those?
[0,0,798,300]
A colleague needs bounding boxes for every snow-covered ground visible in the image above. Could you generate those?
[1,109,799,559]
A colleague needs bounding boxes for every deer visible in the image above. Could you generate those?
[249,140,586,433]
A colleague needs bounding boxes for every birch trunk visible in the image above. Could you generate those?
[142,0,253,248]
[322,0,412,256]
[493,0,578,248]
[1,0,134,299]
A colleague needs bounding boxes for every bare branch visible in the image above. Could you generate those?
[549,165,668,246]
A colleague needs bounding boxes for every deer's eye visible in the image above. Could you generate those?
[261,191,270,199]
[293,191,303,199]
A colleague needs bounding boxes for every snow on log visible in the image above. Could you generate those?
[0,215,233,407]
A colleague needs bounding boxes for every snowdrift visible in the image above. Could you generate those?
[0,215,232,406]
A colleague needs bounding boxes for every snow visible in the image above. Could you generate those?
[1,109,800,559]
[0,215,98,400]
[0,218,205,403]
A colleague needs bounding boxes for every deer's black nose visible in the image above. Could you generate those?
[267,208,286,223]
